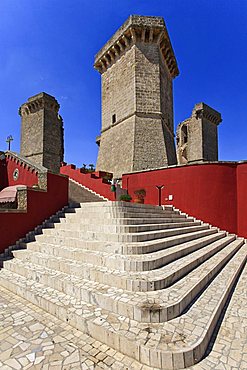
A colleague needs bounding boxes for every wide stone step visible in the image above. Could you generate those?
[47,220,201,234]
[64,202,181,216]
[61,213,186,226]
[122,228,219,254]
[42,221,205,238]
[28,228,218,255]
[79,201,171,209]
[1,242,246,369]
[62,204,183,216]
[64,204,171,214]
[11,235,238,294]
[7,240,243,322]
[7,236,239,322]
[58,215,192,225]
[123,232,226,271]
[67,201,168,213]
[52,215,195,227]
[35,224,210,244]
[26,231,226,272]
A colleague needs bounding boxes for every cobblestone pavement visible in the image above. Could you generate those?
[0,264,247,370]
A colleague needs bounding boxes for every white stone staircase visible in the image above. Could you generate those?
[0,201,246,369]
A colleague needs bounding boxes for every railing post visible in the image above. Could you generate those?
[156,185,164,206]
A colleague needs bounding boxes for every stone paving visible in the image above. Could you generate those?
[0,286,153,370]
[1,262,247,369]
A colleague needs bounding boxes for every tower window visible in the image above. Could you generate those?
[112,114,116,124]
[181,125,188,144]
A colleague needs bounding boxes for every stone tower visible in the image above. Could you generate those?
[94,15,179,178]
[19,92,64,173]
[176,102,222,164]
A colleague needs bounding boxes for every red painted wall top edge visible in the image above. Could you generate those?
[122,161,245,177]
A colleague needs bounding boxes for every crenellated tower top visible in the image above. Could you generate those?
[19,92,60,117]
[192,103,222,125]
[94,15,179,78]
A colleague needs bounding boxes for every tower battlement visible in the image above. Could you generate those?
[19,92,60,117]
[94,15,179,78]
[192,102,222,125]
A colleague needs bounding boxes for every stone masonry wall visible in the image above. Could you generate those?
[132,43,173,171]
[187,117,203,162]
[202,119,218,161]
[163,124,177,165]
[43,110,64,173]
[96,116,135,178]
[133,116,167,171]
[135,43,160,114]
[101,47,135,132]
[20,110,44,161]
[160,56,174,133]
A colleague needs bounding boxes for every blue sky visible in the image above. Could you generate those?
[0,0,246,166]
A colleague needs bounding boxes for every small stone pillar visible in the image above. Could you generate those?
[19,92,64,173]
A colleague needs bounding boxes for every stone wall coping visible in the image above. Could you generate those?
[5,151,49,191]
[0,209,26,214]
[5,151,48,173]
[27,92,57,102]
[5,151,68,180]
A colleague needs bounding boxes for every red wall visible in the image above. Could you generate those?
[60,165,115,201]
[0,173,68,253]
[123,163,239,235]
[0,158,8,190]
[6,157,38,187]
[237,163,247,238]
[1,156,245,252]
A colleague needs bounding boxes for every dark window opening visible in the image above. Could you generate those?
[181,125,188,144]
[112,114,116,124]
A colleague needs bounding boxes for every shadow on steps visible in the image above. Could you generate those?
[68,180,106,203]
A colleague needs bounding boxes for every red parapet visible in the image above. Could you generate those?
[5,155,39,188]
[0,172,68,254]
[122,162,245,237]
[60,165,115,201]
[236,163,247,238]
